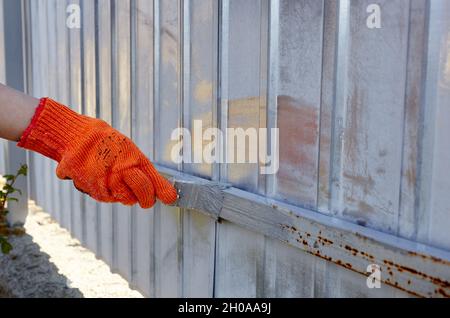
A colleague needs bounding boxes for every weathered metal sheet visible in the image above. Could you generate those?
[29,0,43,212]
[37,0,53,217]
[130,0,156,297]
[0,0,7,177]
[0,0,5,85]
[154,0,183,297]
[222,0,267,193]
[274,0,324,208]
[214,0,269,298]
[160,164,448,297]
[1,0,29,225]
[81,0,100,256]
[111,0,133,281]
[181,0,218,297]
[97,0,114,267]
[67,0,84,243]
[47,0,61,225]
[55,0,72,232]
[396,0,428,241]
[418,0,450,250]
[266,0,323,297]
[18,0,450,298]
[336,0,411,233]
[215,220,265,297]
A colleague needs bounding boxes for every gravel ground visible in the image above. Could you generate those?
[0,201,143,298]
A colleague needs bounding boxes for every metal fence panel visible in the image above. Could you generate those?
[55,0,72,231]
[111,0,133,281]
[47,0,61,225]
[15,0,450,297]
[130,0,155,296]
[80,0,100,255]
[153,0,183,297]
[180,0,218,297]
[0,0,6,174]
[1,0,29,225]
[0,0,5,85]
[96,0,114,270]
[67,0,84,243]
[419,0,450,250]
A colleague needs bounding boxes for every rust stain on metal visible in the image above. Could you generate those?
[344,245,359,256]
[384,259,450,289]
[279,222,450,297]
[407,251,450,266]
[359,251,375,261]
[317,236,333,246]
[437,288,450,298]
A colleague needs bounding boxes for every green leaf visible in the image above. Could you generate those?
[7,197,18,202]
[3,175,15,181]
[3,184,16,194]
[0,237,12,254]
[2,184,21,196]
[17,164,28,177]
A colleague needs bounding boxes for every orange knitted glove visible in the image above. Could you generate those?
[17,98,178,209]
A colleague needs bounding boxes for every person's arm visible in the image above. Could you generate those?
[0,83,177,209]
[0,83,39,142]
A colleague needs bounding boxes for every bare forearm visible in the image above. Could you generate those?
[0,83,39,142]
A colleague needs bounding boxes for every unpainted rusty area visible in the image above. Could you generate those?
[227,96,261,128]
[279,222,450,298]
[193,80,213,105]
[383,260,450,289]
[407,251,450,266]
[276,95,319,206]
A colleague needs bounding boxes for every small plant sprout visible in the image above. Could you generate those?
[0,164,28,254]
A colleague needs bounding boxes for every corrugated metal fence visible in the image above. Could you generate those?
[2,0,450,297]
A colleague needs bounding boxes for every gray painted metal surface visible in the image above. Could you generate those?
[0,0,6,174]
[0,0,29,225]
[162,164,450,298]
[7,0,450,297]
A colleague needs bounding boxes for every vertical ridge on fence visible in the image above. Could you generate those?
[29,0,43,212]
[180,0,218,297]
[0,0,7,175]
[130,0,155,297]
[214,0,267,297]
[97,0,114,267]
[0,0,4,85]
[55,0,72,231]
[81,0,99,255]
[68,0,84,242]
[111,0,133,280]
[153,0,183,297]
[38,0,52,215]
[417,0,450,250]
[47,0,60,223]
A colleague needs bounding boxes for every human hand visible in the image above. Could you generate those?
[18,98,177,208]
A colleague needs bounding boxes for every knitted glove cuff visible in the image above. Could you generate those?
[17,98,95,161]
